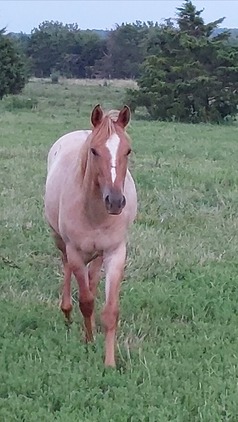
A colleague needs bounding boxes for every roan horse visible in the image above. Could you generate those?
[44,105,137,367]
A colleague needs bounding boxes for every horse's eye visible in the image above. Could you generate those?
[126,148,132,156]
[91,148,99,156]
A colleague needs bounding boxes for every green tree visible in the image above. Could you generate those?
[9,32,33,78]
[27,21,106,78]
[0,28,26,100]
[27,21,72,77]
[94,22,150,79]
[60,30,106,78]
[126,1,238,123]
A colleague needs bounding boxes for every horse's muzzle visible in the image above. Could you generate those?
[105,192,126,215]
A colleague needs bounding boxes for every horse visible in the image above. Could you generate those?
[44,104,137,367]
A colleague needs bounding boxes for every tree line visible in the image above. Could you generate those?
[8,12,238,81]
[11,20,158,79]
[1,0,238,122]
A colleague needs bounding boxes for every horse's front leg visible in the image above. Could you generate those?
[102,242,126,367]
[66,244,94,342]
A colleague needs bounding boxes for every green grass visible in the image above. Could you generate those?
[1,79,238,421]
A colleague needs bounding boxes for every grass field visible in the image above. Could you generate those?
[1,79,238,421]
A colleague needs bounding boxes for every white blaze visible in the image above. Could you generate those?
[106,133,120,183]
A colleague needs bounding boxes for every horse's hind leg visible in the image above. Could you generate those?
[60,254,73,324]
[88,256,103,331]
[51,230,73,323]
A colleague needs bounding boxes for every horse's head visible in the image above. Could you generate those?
[89,104,132,215]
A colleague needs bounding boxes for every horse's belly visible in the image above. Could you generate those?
[44,183,59,233]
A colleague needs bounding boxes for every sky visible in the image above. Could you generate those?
[0,0,237,34]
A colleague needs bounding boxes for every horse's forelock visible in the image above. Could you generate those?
[107,109,120,122]
[92,110,121,143]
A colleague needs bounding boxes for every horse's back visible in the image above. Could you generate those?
[47,130,91,173]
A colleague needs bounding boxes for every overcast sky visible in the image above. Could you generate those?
[0,1,237,34]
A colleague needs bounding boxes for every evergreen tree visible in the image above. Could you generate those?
[126,1,238,123]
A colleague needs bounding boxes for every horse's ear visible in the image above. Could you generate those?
[91,104,103,127]
[116,105,131,128]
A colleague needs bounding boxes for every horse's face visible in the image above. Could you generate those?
[90,105,132,215]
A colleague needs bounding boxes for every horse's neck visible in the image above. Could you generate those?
[77,139,90,182]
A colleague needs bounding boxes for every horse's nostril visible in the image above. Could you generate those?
[104,192,126,214]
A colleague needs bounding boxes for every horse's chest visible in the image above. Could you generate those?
[66,222,124,258]
[79,227,119,253]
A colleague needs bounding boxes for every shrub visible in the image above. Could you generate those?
[50,71,60,84]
